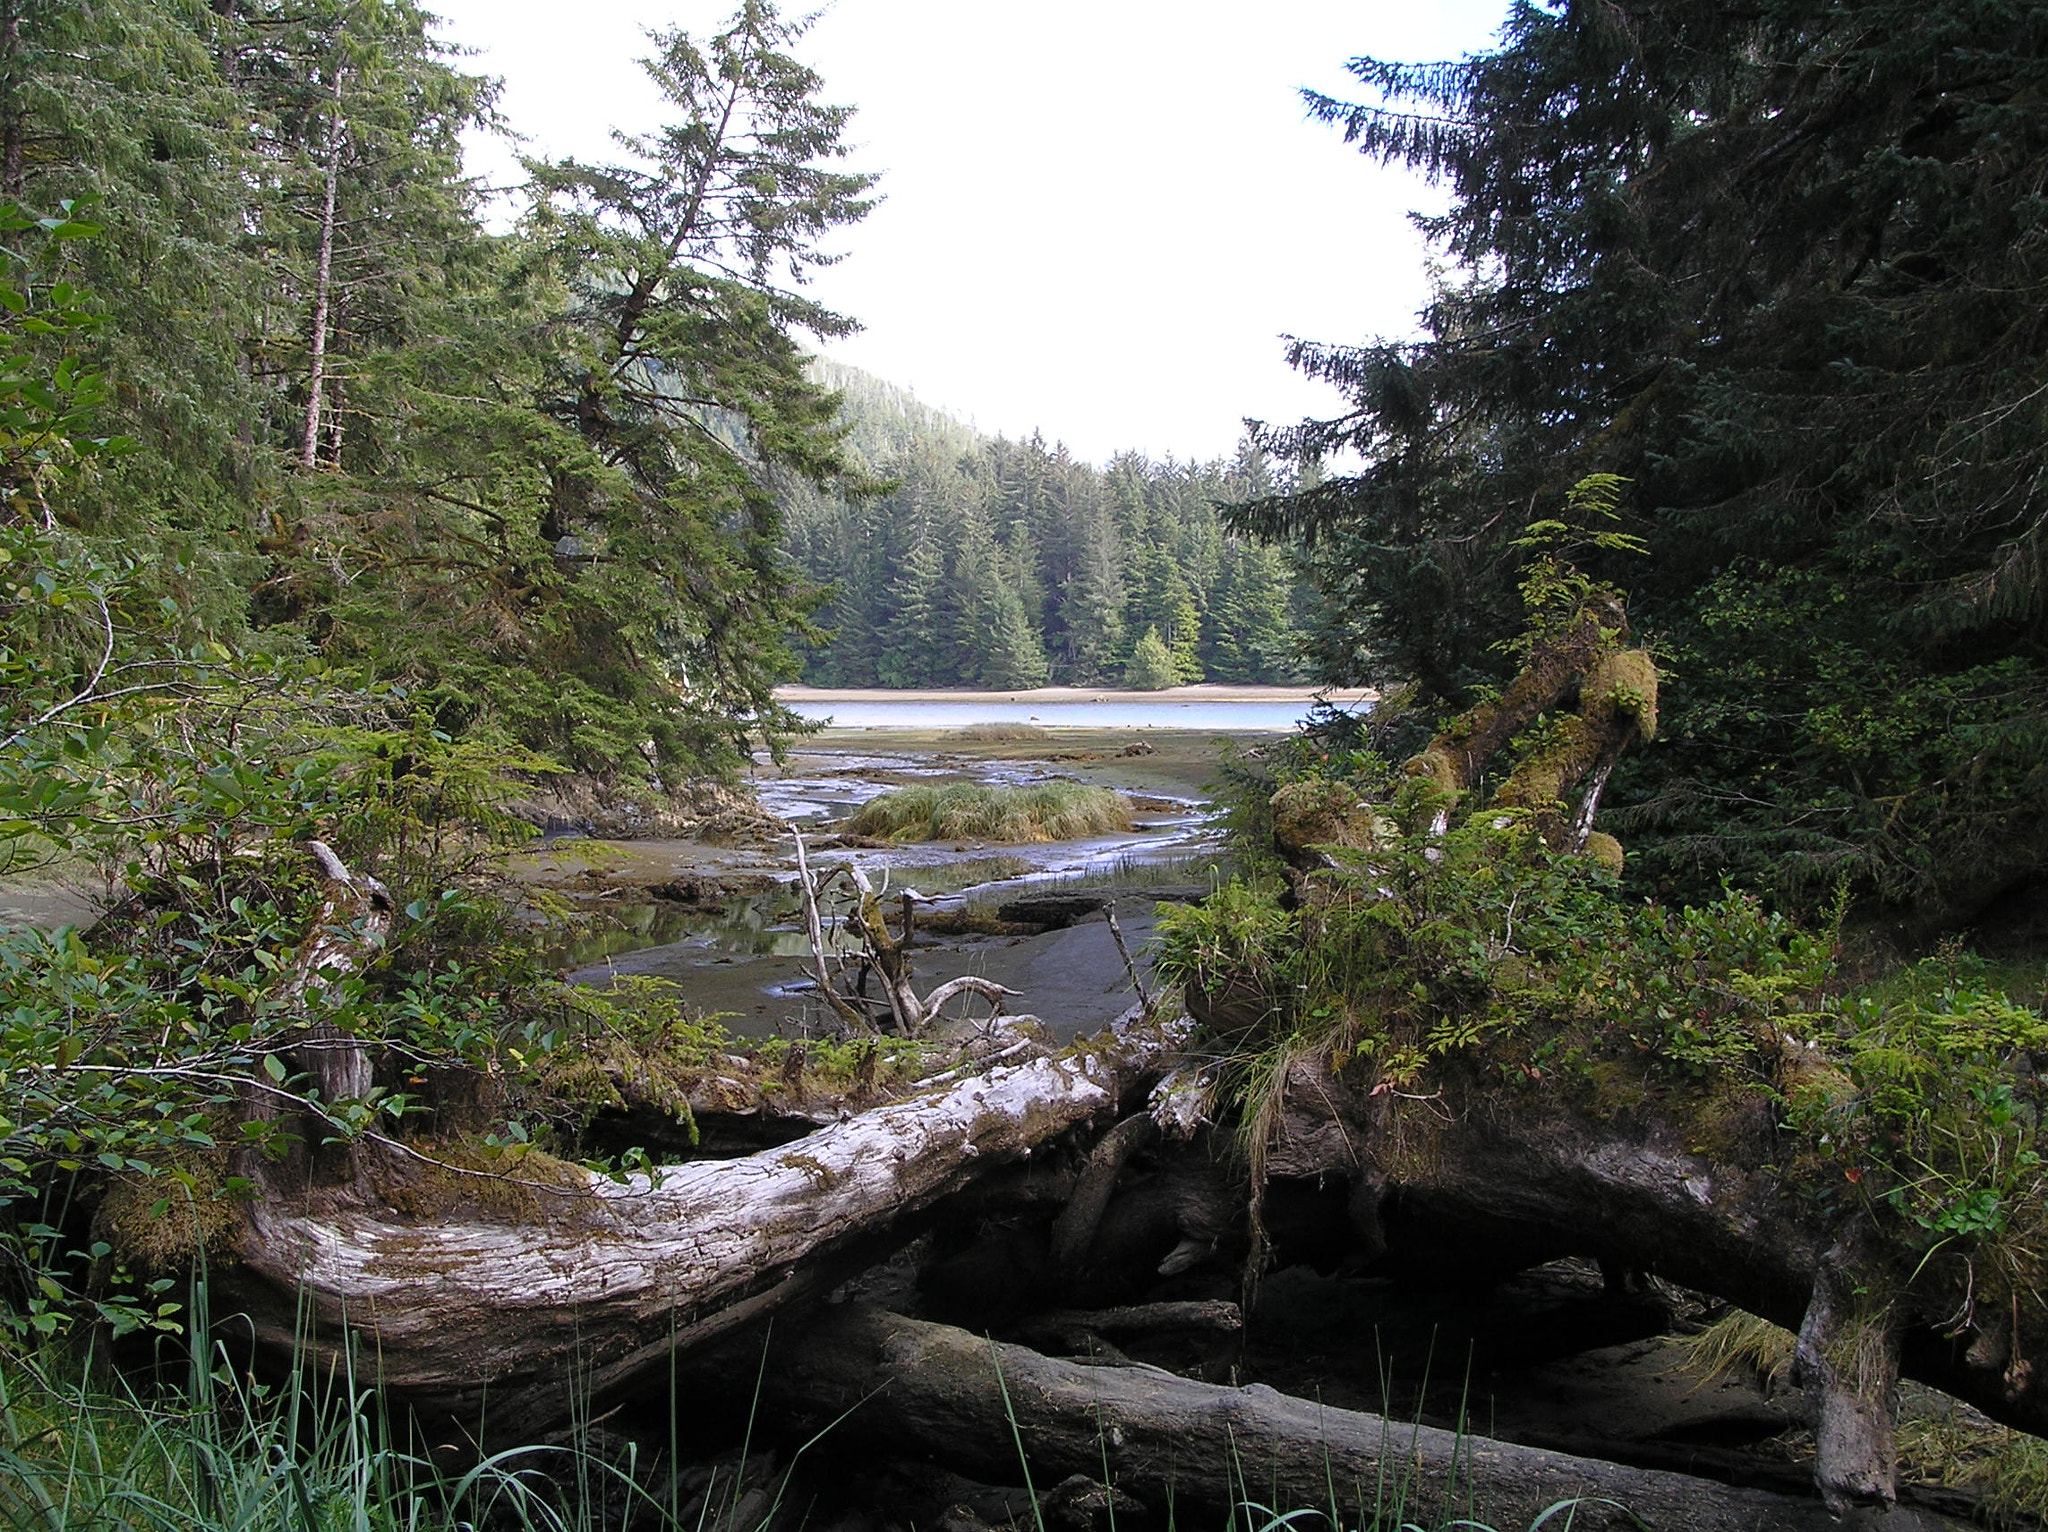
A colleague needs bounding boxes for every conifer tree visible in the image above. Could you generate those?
[1124,627,1178,691]
[517,0,876,772]
[877,519,948,687]
[1238,0,2048,915]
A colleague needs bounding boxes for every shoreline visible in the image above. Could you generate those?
[774,683,1377,706]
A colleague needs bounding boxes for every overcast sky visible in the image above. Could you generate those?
[427,0,1508,465]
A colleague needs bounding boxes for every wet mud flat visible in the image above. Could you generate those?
[514,724,1266,1038]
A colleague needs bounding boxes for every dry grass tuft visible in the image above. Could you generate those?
[942,721,1053,742]
[1675,1307,1797,1391]
[845,782,1132,843]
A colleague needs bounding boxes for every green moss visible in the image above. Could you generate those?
[1401,746,1461,797]
[95,1146,243,1272]
[1589,647,1659,741]
[1583,830,1624,873]
[367,1137,595,1223]
[1269,777,1397,861]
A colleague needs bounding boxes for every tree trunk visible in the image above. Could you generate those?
[300,67,343,472]
[764,1307,1916,1532]
[220,1007,1188,1440]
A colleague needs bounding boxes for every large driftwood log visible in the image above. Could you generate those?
[1251,1055,2046,1514]
[222,1006,1188,1440]
[764,1307,1937,1532]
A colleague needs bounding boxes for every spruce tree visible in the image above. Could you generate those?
[1237,0,2048,917]
[518,0,876,773]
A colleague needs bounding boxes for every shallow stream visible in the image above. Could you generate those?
[549,718,1287,1036]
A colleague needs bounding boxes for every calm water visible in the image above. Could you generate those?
[782,697,1349,731]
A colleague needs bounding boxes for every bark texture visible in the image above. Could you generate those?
[766,1306,1937,1532]
[223,1006,1187,1439]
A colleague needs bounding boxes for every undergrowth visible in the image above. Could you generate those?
[1157,717,2048,1383]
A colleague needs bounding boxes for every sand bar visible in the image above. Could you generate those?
[775,683,1376,706]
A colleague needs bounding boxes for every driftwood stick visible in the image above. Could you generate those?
[848,862,925,1034]
[793,834,871,1032]
[766,1307,1891,1532]
[1104,901,1152,1013]
[920,975,1019,1020]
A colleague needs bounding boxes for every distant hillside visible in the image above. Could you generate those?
[806,359,985,467]
[786,362,1314,688]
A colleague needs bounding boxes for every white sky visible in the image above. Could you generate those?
[427,0,1508,465]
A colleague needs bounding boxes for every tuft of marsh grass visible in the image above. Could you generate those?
[942,721,1054,742]
[845,782,1132,844]
[1675,1308,1796,1393]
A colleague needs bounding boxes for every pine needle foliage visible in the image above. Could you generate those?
[1238,0,2048,923]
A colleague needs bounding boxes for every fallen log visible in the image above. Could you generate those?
[1252,1054,2048,1514]
[221,1005,1189,1440]
[764,1306,1938,1532]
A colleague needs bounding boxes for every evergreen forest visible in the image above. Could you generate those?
[4,0,2048,1524]
[784,363,1313,689]
[1238,0,2048,929]
[0,0,871,790]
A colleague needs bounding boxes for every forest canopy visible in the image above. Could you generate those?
[4,0,871,786]
[1236,0,2048,928]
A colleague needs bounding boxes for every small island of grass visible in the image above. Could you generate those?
[845,782,1132,843]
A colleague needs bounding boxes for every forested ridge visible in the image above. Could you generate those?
[784,363,1313,689]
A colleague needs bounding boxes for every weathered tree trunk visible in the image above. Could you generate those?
[764,1307,1915,1532]
[222,1006,1188,1440]
[1251,1054,2047,1511]
[300,66,344,472]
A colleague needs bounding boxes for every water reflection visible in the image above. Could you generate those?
[554,734,1235,985]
